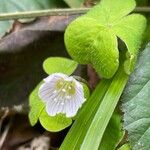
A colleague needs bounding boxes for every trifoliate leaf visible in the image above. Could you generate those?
[65,0,146,78]
[112,14,146,74]
[43,57,78,75]
[39,111,72,132]
[122,43,150,150]
[65,17,119,78]
[87,0,136,24]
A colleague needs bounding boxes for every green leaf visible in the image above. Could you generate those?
[87,0,136,24]
[63,0,84,7]
[60,79,111,150]
[0,0,66,38]
[80,66,128,150]
[43,57,78,75]
[39,111,72,132]
[65,0,146,78]
[65,17,119,79]
[122,43,150,150]
[99,111,124,150]
[82,82,90,100]
[29,82,45,126]
[60,64,128,150]
[118,144,131,150]
[112,14,146,74]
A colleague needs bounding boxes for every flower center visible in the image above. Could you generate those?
[55,78,76,96]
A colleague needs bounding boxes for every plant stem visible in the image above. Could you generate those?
[0,7,149,21]
[0,8,89,21]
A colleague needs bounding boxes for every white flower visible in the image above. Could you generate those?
[38,73,85,117]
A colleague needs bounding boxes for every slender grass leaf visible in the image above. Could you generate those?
[99,110,124,150]
[60,79,111,150]
[80,66,129,150]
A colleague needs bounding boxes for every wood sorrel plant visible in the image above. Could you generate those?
[26,0,147,149]
[29,57,90,132]
[60,0,146,149]
[0,0,149,149]
[65,0,146,79]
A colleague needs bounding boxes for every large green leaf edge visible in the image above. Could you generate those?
[122,43,150,150]
[64,0,146,79]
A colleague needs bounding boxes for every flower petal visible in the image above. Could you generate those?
[38,83,55,102]
[44,73,67,83]
[38,73,86,117]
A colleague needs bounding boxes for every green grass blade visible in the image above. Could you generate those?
[60,79,112,150]
[80,67,129,150]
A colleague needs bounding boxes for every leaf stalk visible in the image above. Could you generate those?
[0,7,149,21]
